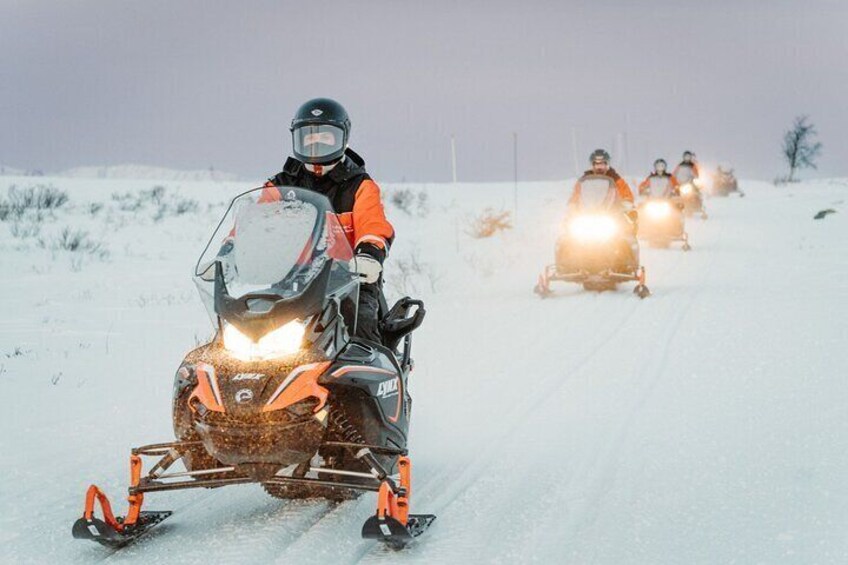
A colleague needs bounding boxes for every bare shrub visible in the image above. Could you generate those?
[389,188,429,217]
[466,208,512,238]
[0,184,68,221]
[45,228,108,258]
[387,248,441,296]
[111,185,166,212]
[154,197,200,221]
[9,216,44,239]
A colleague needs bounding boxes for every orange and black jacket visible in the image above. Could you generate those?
[569,167,634,206]
[638,172,679,196]
[673,162,700,179]
[265,148,394,263]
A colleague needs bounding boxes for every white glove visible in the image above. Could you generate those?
[350,254,382,284]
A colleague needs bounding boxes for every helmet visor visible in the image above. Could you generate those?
[292,124,345,161]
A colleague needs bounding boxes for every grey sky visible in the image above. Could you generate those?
[2,0,846,182]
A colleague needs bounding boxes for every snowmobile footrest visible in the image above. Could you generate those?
[361,514,436,549]
[72,510,172,548]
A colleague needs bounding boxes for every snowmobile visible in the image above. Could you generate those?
[711,166,744,197]
[534,174,650,298]
[637,176,691,251]
[72,186,435,550]
[674,164,708,219]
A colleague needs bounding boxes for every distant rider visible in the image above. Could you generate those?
[262,98,394,343]
[673,150,700,184]
[638,159,680,197]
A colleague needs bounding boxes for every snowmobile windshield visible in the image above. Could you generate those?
[194,186,356,319]
[650,176,671,196]
[292,124,346,161]
[574,175,618,210]
[675,165,695,183]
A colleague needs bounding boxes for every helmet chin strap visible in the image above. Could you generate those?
[305,158,341,177]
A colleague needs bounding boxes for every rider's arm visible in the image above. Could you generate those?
[352,180,395,262]
[615,178,635,203]
[638,176,650,194]
[567,181,581,206]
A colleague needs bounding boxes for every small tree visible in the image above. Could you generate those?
[782,115,822,182]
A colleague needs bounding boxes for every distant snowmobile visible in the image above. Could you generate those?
[711,166,744,197]
[674,164,708,219]
[637,176,691,251]
[534,174,650,298]
[72,186,435,550]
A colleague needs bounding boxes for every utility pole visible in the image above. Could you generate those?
[571,127,580,177]
[513,132,518,219]
[450,135,457,184]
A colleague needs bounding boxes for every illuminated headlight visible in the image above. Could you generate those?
[680,183,694,195]
[644,201,672,219]
[223,320,306,361]
[569,215,618,242]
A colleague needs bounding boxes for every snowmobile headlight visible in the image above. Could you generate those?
[223,320,306,361]
[569,215,618,242]
[680,183,694,196]
[644,201,672,219]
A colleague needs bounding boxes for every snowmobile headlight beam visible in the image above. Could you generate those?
[679,183,694,196]
[222,320,306,361]
[644,201,672,219]
[568,215,618,242]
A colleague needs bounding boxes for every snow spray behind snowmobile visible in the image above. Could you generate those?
[72,186,434,549]
[534,174,650,298]
[637,176,691,251]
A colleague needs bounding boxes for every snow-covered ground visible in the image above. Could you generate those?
[0,174,846,563]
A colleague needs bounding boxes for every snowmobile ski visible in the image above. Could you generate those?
[362,513,436,549]
[72,510,172,549]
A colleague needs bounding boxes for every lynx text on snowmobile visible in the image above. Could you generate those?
[674,164,709,219]
[71,186,435,550]
[534,174,650,298]
[637,176,691,251]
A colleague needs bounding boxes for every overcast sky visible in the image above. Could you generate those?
[2,0,846,182]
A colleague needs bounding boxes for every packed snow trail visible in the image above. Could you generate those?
[0,177,846,563]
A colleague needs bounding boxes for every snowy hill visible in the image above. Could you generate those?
[59,164,242,182]
[0,176,846,563]
[0,164,242,182]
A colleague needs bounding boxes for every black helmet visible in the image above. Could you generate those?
[682,150,695,162]
[290,98,351,165]
[589,148,611,164]
[654,158,667,171]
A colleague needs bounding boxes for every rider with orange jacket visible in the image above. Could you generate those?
[263,98,394,343]
[638,159,680,197]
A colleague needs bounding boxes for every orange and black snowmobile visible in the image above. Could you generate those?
[534,174,650,298]
[72,186,434,549]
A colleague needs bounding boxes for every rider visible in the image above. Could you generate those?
[567,149,639,270]
[569,148,637,226]
[263,98,394,343]
[638,159,680,197]
[673,150,700,183]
